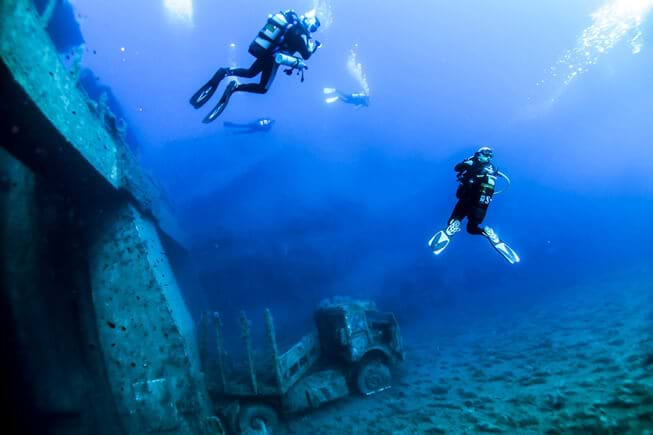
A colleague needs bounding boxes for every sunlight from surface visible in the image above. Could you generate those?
[542,0,653,88]
[347,44,370,96]
[527,0,653,116]
[163,0,193,27]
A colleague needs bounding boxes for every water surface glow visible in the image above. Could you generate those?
[163,0,193,27]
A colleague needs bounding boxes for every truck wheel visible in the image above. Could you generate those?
[356,360,391,396]
[237,403,279,434]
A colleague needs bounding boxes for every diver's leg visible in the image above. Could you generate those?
[203,59,276,123]
[468,206,500,243]
[233,58,279,95]
[466,207,488,236]
[445,200,468,236]
[448,199,467,224]
[192,56,267,110]
[339,92,355,105]
[229,57,266,79]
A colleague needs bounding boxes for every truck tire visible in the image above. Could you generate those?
[355,359,391,396]
[237,403,279,434]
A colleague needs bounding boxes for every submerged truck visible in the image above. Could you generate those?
[199,298,405,434]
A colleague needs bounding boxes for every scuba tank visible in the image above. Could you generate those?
[248,12,290,58]
[274,53,306,69]
[275,52,307,82]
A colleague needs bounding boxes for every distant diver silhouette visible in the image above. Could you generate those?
[190,9,321,123]
[323,88,370,107]
[223,118,275,134]
[428,146,520,264]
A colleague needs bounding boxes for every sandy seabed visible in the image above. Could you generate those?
[284,277,653,434]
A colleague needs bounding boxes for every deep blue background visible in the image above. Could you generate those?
[68,0,653,338]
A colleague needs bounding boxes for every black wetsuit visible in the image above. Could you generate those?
[337,91,370,107]
[190,11,318,123]
[449,157,499,235]
[228,13,315,95]
[223,118,275,134]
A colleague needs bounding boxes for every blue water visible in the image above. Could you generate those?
[56,0,653,431]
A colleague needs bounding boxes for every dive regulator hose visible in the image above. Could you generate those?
[494,171,511,195]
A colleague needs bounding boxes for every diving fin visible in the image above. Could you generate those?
[190,68,229,109]
[190,82,217,109]
[491,241,520,264]
[428,220,460,256]
[484,227,520,264]
[428,230,451,255]
[203,81,238,124]
[189,68,231,109]
[324,88,339,103]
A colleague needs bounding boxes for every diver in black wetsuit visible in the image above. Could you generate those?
[190,10,321,123]
[428,146,519,263]
[446,146,504,242]
[323,88,370,107]
[224,118,275,134]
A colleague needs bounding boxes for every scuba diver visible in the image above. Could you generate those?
[323,88,370,107]
[189,10,321,123]
[428,146,520,264]
[223,118,275,134]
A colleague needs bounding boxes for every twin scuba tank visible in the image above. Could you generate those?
[249,11,296,59]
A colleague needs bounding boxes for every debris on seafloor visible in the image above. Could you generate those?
[199,298,405,433]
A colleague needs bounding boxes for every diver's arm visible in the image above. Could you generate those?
[287,26,317,60]
[298,35,314,60]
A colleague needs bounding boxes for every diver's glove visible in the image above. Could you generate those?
[308,39,322,53]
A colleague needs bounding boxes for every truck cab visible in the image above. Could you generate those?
[315,299,405,394]
[316,299,404,364]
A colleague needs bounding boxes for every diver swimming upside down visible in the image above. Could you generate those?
[428,146,520,264]
[190,10,321,123]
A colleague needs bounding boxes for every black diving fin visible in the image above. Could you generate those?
[203,81,238,123]
[190,68,229,109]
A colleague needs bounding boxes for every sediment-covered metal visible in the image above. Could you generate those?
[0,1,220,433]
